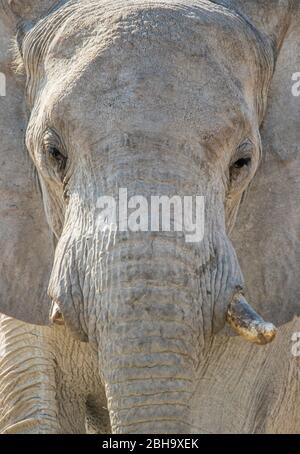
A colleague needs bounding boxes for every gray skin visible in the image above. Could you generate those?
[0,315,111,433]
[0,0,300,434]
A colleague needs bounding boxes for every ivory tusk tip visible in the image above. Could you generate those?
[226,293,277,345]
[50,301,65,326]
[254,322,277,345]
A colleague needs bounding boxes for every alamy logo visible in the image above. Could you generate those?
[0,72,6,97]
[96,188,205,243]
[292,72,300,97]
[291,332,300,357]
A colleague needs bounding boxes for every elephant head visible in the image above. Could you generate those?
[0,0,299,433]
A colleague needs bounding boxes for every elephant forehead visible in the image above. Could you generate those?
[37,5,257,143]
[47,52,250,148]
[23,0,265,152]
[43,0,261,78]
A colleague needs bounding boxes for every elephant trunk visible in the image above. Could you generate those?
[95,235,201,433]
[104,340,196,434]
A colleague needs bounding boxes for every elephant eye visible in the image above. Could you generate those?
[42,129,67,176]
[230,156,252,185]
[47,146,67,172]
[233,157,252,169]
[48,146,65,163]
[229,140,255,186]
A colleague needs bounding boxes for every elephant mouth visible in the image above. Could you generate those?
[50,290,277,345]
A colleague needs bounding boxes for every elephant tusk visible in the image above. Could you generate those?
[226,292,277,345]
[50,301,65,326]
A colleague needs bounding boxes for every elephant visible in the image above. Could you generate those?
[0,0,300,434]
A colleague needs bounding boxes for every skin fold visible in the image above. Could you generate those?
[0,0,299,433]
[0,314,110,434]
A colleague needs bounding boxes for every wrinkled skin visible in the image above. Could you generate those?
[0,314,110,433]
[0,0,300,434]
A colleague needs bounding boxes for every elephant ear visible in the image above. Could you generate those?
[225,1,300,325]
[0,1,59,324]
